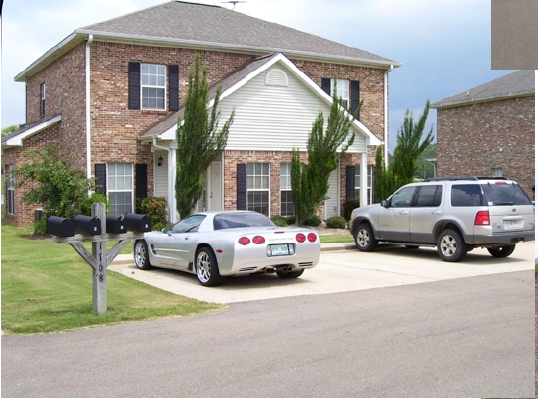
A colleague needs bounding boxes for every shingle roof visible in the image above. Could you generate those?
[431,70,535,109]
[77,1,398,67]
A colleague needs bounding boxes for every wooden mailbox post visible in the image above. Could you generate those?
[50,202,147,314]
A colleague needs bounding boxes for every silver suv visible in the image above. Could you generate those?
[349,177,535,262]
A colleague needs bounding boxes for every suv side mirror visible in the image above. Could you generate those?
[381,200,389,208]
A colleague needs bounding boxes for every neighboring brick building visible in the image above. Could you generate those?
[2,1,400,226]
[431,70,535,200]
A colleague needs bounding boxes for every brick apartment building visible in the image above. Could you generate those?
[431,70,535,200]
[2,1,400,226]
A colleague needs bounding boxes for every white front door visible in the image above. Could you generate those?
[324,168,340,219]
[209,161,222,211]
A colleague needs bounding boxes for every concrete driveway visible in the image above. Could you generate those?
[108,241,534,304]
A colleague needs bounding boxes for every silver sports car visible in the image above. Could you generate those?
[133,211,320,286]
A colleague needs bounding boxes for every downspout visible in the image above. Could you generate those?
[85,34,94,194]
[152,138,176,222]
[383,64,393,169]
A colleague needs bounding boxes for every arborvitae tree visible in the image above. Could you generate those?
[291,80,358,224]
[175,54,235,219]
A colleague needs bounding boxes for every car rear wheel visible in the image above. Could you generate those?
[276,269,304,279]
[354,223,378,252]
[196,247,224,287]
[487,245,516,258]
[437,229,467,262]
[134,240,153,270]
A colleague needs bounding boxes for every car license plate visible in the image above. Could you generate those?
[505,219,520,229]
[270,244,289,256]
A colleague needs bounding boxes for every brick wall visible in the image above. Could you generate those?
[436,95,535,199]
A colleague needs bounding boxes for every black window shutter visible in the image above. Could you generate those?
[321,78,331,96]
[169,65,179,111]
[95,164,107,194]
[128,62,141,110]
[346,165,355,199]
[237,164,247,210]
[135,164,148,199]
[351,80,360,118]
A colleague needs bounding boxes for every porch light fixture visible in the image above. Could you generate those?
[157,155,163,167]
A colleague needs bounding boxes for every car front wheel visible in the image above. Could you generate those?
[196,247,224,287]
[354,223,378,252]
[437,229,467,262]
[134,240,153,270]
[487,245,516,258]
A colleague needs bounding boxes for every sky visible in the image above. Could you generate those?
[0,0,517,152]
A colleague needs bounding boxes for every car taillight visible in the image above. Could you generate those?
[307,233,318,243]
[296,233,306,243]
[238,237,250,245]
[252,236,265,244]
[475,210,490,225]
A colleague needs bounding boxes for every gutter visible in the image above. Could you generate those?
[86,34,94,193]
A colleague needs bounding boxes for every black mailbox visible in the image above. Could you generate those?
[106,215,127,234]
[73,215,102,236]
[46,216,75,237]
[123,213,152,232]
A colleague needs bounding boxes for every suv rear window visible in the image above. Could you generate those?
[451,184,483,207]
[482,183,532,206]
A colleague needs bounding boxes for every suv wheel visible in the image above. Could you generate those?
[487,245,516,258]
[354,223,378,252]
[437,229,467,262]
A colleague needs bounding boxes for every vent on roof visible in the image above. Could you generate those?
[265,69,288,87]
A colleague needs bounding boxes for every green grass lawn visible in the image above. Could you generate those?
[319,234,354,244]
[1,225,223,335]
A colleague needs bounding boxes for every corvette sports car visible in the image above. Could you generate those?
[133,211,320,286]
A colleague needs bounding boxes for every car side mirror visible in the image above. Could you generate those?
[162,227,172,234]
[381,200,389,208]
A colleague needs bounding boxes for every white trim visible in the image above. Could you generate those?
[86,34,94,190]
[1,115,62,148]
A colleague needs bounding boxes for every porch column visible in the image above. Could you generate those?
[360,152,368,207]
[169,143,178,222]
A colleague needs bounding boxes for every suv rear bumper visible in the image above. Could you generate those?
[471,230,535,245]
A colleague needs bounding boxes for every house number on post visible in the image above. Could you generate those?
[47,202,151,314]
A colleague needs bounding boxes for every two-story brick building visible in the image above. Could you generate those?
[2,0,400,226]
[431,70,535,200]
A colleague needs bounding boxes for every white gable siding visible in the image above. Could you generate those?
[215,67,367,153]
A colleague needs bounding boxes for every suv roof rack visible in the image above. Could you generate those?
[424,176,509,182]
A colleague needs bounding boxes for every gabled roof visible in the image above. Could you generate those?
[16,1,400,82]
[431,70,535,109]
[141,52,382,146]
[1,113,62,149]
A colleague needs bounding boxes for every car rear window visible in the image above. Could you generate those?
[213,212,276,230]
[451,184,483,207]
[481,183,532,206]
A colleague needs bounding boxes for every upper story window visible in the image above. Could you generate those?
[321,77,360,117]
[141,64,166,110]
[40,83,46,115]
[331,79,349,108]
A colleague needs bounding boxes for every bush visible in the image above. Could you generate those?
[136,197,168,230]
[344,198,361,221]
[285,215,297,225]
[302,215,321,227]
[270,215,288,227]
[326,216,346,229]
[80,193,110,216]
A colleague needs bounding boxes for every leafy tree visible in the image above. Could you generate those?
[175,54,235,219]
[2,124,19,137]
[291,80,359,224]
[15,145,92,234]
[414,143,437,179]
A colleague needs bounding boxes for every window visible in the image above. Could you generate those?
[331,79,349,108]
[108,163,133,215]
[492,168,503,177]
[40,83,46,115]
[451,184,482,207]
[7,165,15,215]
[247,163,270,216]
[280,163,294,217]
[355,165,372,205]
[388,186,416,208]
[141,64,166,110]
[415,185,442,207]
[171,215,206,233]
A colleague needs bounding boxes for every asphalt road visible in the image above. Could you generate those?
[1,244,535,397]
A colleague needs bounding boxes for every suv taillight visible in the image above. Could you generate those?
[474,210,490,225]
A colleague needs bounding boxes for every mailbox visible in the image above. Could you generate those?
[73,215,102,236]
[46,216,75,237]
[106,215,127,234]
[123,213,152,232]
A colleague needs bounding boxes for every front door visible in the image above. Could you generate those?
[209,161,222,211]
